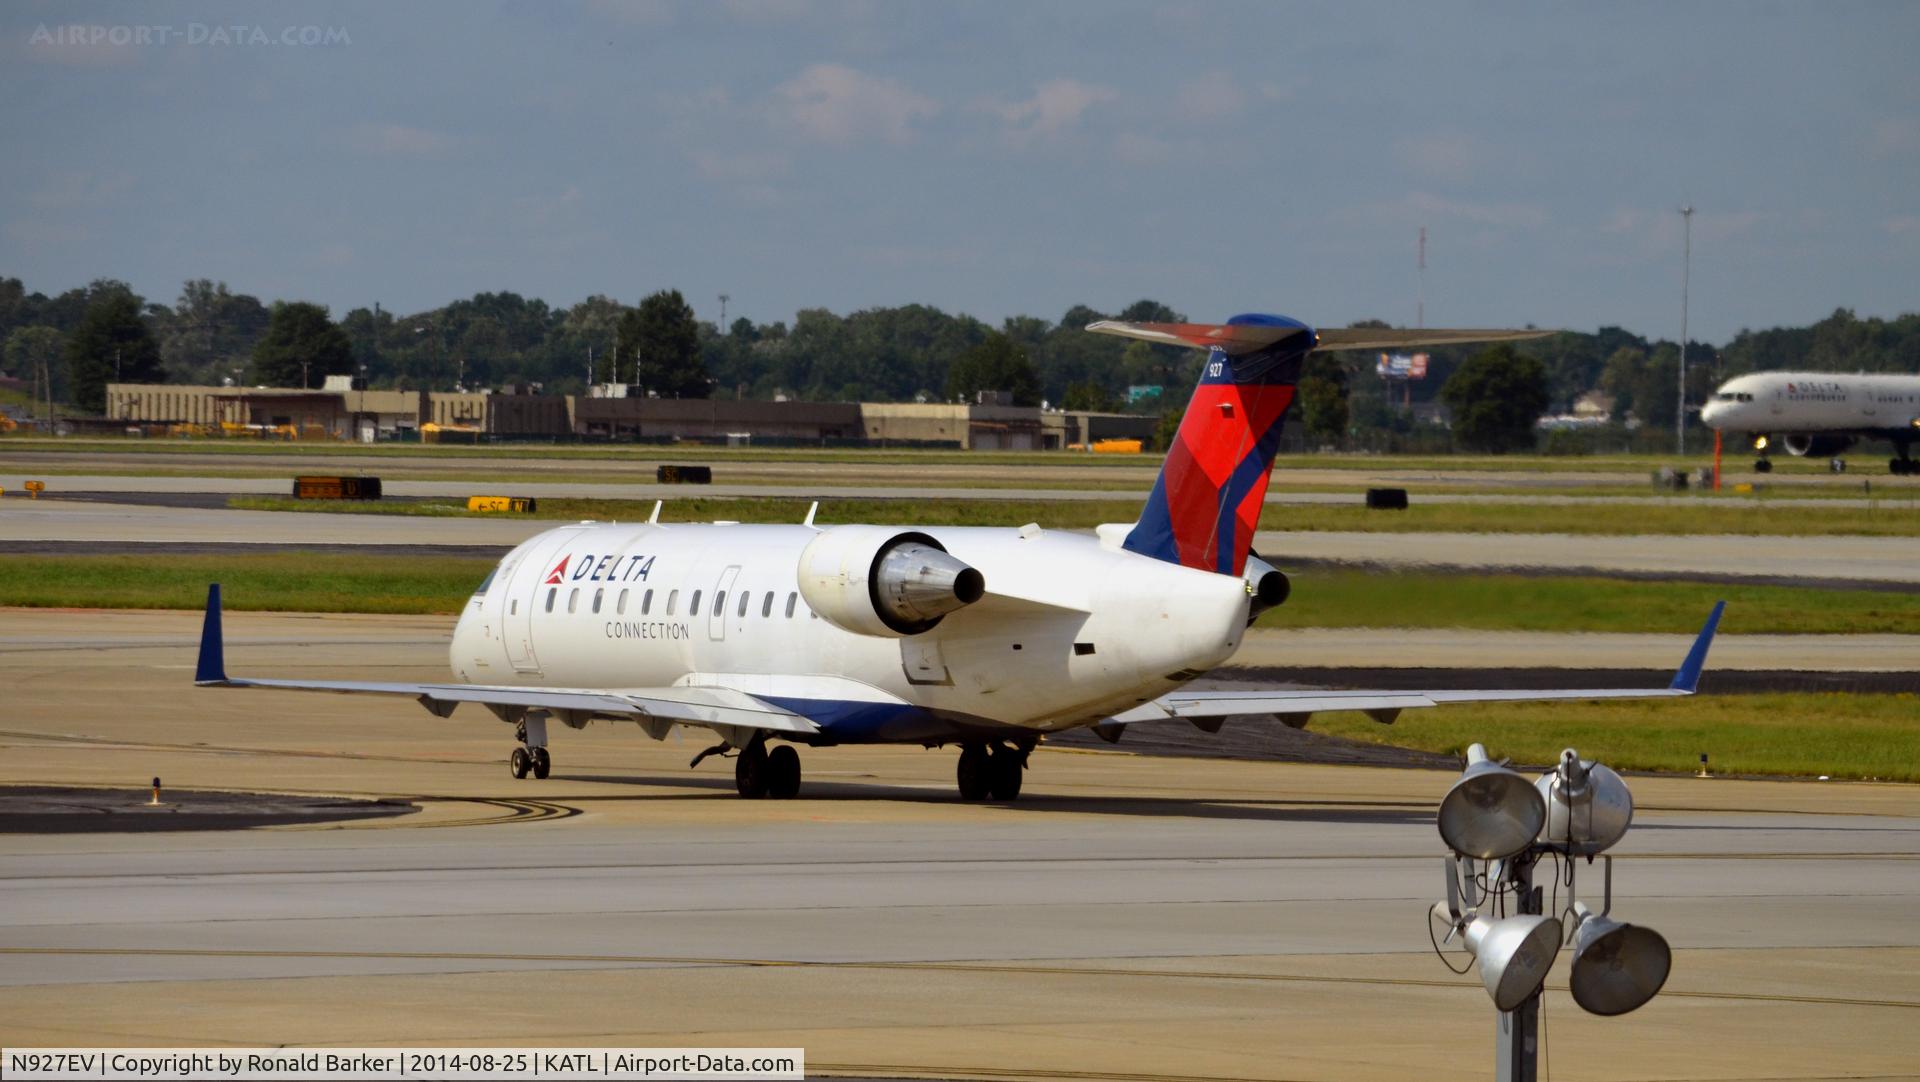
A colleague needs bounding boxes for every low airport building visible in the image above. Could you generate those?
[100,381,1156,450]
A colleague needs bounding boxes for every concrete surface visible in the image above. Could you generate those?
[7,470,1916,509]
[1,607,1917,1079]
[4,498,1917,586]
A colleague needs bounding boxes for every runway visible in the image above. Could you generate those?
[5,497,1918,585]
[2,608,1918,1078]
[5,471,1914,509]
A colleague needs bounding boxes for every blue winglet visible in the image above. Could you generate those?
[195,583,227,685]
[1669,601,1725,693]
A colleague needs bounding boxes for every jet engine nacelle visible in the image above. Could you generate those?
[1243,552,1291,625]
[797,525,986,638]
[1781,433,1854,457]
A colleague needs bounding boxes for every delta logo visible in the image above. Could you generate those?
[542,551,657,586]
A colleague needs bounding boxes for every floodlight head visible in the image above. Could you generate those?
[1439,743,1547,859]
[1568,902,1671,1016]
[1462,913,1563,1012]
[1537,751,1633,855]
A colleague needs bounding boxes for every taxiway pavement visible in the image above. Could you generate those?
[5,498,1918,586]
[1,609,1917,1079]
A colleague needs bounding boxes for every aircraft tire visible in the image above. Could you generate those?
[1754,458,1773,473]
[530,746,551,780]
[956,744,992,800]
[509,746,531,779]
[1893,458,1912,476]
[735,742,770,799]
[988,745,1023,802]
[767,745,801,799]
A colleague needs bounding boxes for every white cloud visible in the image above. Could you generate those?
[1871,118,1919,158]
[1112,132,1173,165]
[773,63,937,145]
[995,79,1117,139]
[690,148,790,183]
[1883,214,1920,237]
[344,123,460,157]
[1373,191,1549,230]
[1394,132,1482,184]
[1174,72,1243,123]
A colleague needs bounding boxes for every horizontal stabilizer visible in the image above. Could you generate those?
[1087,319,1549,356]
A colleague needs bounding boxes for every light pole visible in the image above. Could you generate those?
[1678,205,1693,457]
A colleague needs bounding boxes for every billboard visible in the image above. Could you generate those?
[1376,352,1430,380]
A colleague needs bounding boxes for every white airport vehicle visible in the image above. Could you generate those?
[196,315,1723,800]
[1700,370,1920,474]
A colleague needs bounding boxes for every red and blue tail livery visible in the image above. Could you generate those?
[1089,315,1552,579]
[1097,313,1316,576]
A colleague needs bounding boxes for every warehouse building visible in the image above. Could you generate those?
[100,382,1155,450]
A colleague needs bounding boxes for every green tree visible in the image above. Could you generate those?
[66,290,161,413]
[250,302,353,387]
[1297,352,1350,443]
[945,332,1040,406]
[5,326,66,407]
[1061,380,1119,411]
[632,289,708,397]
[1153,403,1185,451]
[1439,344,1549,452]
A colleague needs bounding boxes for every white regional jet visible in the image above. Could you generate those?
[196,315,1725,800]
[1701,370,1920,475]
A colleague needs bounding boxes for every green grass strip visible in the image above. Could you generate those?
[1261,570,1920,635]
[1306,693,1920,782]
[0,554,495,615]
[225,493,1920,537]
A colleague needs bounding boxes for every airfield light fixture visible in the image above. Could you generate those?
[1536,748,1633,856]
[1437,743,1546,860]
[1568,901,1672,1016]
[1428,743,1670,1081]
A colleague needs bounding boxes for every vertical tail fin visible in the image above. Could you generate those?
[1100,314,1315,576]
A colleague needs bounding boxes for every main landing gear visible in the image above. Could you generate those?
[731,735,803,799]
[956,740,1029,802]
[508,717,551,780]
[1893,442,1916,476]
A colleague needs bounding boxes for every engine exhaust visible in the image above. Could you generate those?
[873,542,985,633]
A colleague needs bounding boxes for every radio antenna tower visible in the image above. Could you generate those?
[1417,226,1427,330]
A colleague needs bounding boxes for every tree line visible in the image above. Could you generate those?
[3,274,1914,450]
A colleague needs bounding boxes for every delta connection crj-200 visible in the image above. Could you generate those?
[194,315,1724,800]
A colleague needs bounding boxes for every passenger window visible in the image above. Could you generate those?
[545,588,555,613]
[713,590,726,617]
[617,589,628,615]
[568,588,579,614]
[592,589,603,614]
[786,592,797,617]
[761,592,773,618]
[666,589,678,615]
[739,591,751,617]
[690,590,702,615]
[643,589,653,615]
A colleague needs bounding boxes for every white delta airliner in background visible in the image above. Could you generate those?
[196,315,1725,800]
[1701,370,1920,475]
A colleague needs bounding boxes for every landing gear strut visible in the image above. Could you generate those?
[956,740,1029,802]
[1893,441,1915,476]
[733,735,802,799]
[508,715,551,780]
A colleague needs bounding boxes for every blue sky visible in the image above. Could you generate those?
[3,1,1916,342]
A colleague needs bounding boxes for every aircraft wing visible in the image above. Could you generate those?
[1086,319,1548,356]
[191,586,818,735]
[1108,603,1722,727]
